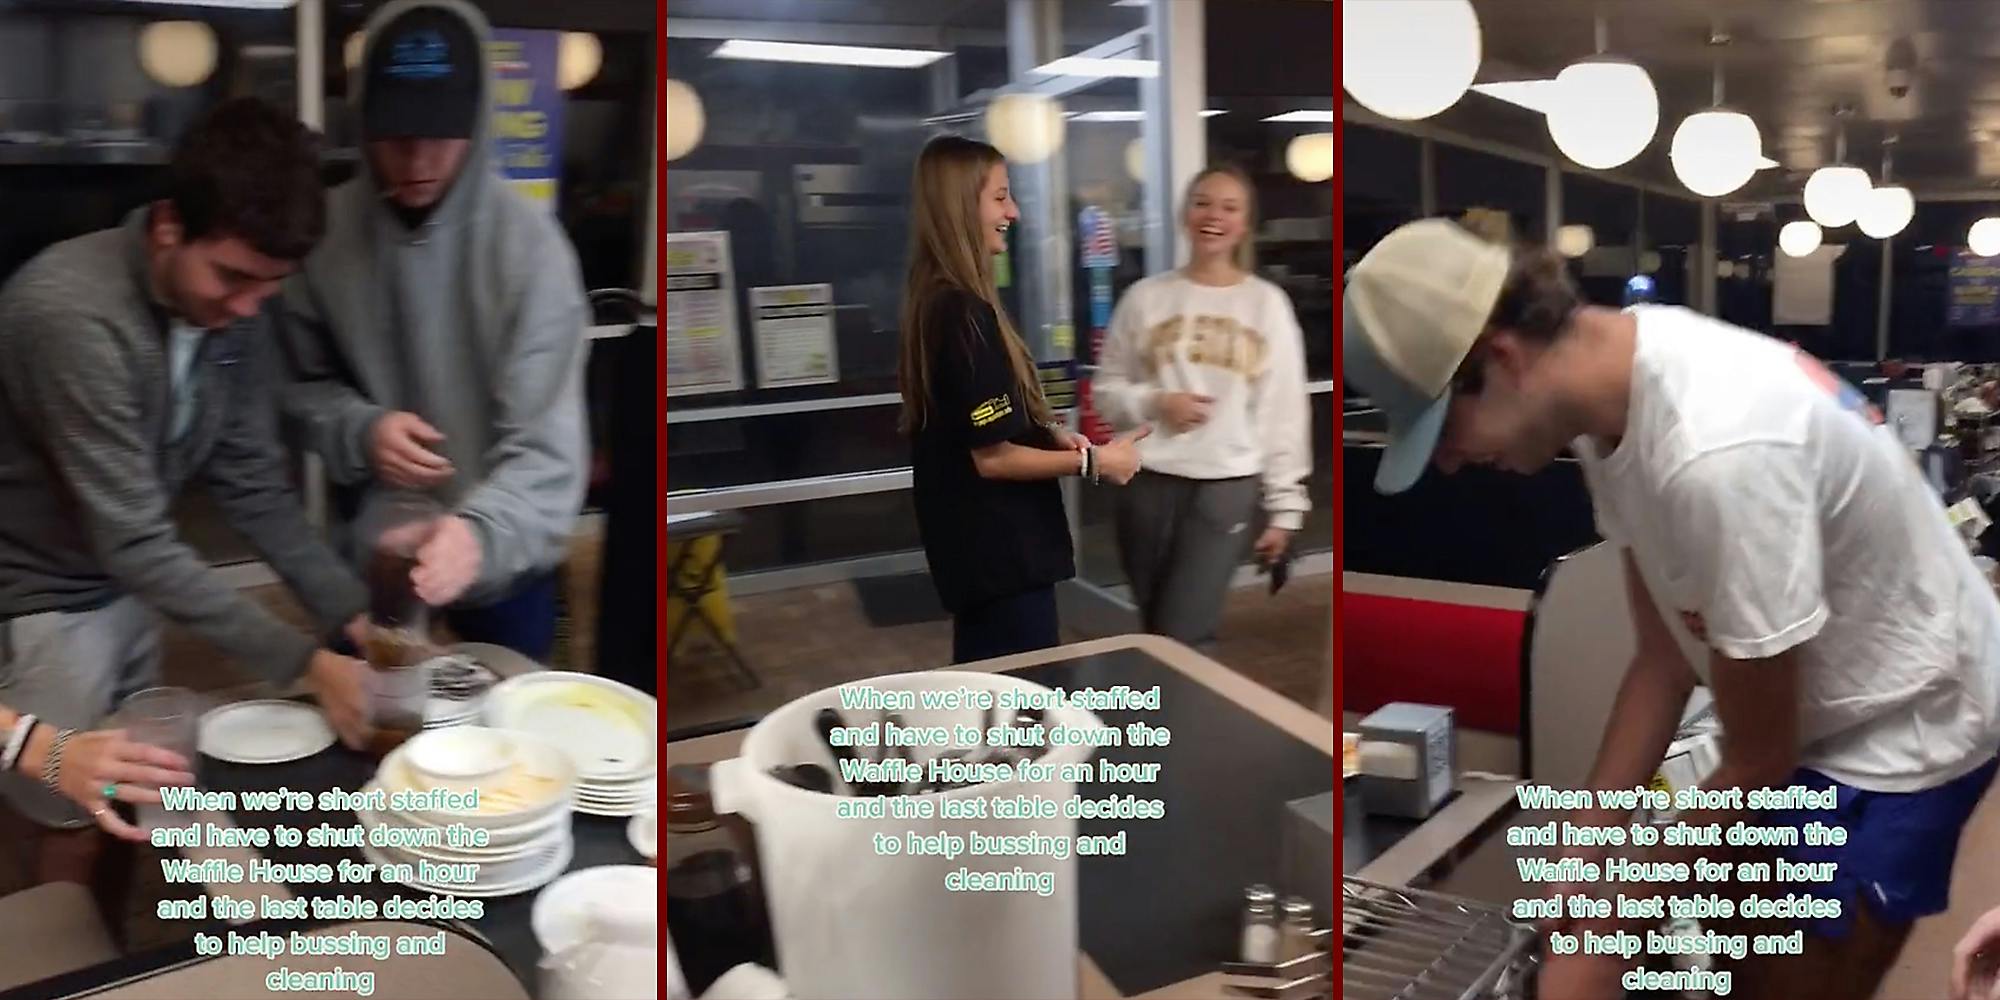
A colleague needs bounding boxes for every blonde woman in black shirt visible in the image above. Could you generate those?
[898,135,1149,662]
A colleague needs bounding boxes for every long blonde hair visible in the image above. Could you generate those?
[1183,163,1258,274]
[898,135,1051,435]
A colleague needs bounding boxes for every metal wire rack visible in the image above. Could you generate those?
[1341,876,1538,1000]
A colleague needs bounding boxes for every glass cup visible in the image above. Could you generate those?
[118,686,200,835]
[358,492,446,629]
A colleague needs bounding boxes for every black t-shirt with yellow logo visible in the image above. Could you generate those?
[912,289,1075,613]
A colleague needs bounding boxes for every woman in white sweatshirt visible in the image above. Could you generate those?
[1093,165,1312,649]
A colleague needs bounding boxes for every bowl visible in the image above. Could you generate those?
[375,731,575,830]
[404,727,516,792]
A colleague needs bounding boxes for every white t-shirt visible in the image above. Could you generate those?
[1092,271,1312,530]
[1575,306,2000,792]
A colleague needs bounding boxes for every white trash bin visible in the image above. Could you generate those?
[709,670,1106,1000]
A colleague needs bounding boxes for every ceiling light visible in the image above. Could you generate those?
[1971,218,2000,258]
[986,93,1066,164]
[1547,57,1658,170]
[1803,165,1871,228]
[1670,40,1760,198]
[558,32,603,92]
[1555,224,1595,258]
[1342,0,1481,121]
[1034,57,1157,78]
[1671,110,1761,197]
[1779,220,1823,257]
[713,39,947,69]
[1263,110,1335,124]
[1471,80,1557,114]
[663,79,705,162]
[138,20,218,88]
[1285,133,1335,183]
[1857,185,1914,238]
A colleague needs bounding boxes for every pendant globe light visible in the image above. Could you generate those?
[1779,220,1824,258]
[1342,0,1482,121]
[1547,14,1658,170]
[1855,136,1914,239]
[1670,34,1761,198]
[1971,218,2000,258]
[1803,109,1872,228]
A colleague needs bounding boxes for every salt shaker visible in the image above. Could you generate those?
[1240,884,1280,964]
[1280,897,1317,960]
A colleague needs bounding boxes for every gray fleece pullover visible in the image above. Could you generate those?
[0,211,368,682]
[279,0,589,604]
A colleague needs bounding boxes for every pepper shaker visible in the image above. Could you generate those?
[1240,884,1280,964]
[1279,897,1316,960]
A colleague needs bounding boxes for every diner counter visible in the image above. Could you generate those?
[668,634,1515,999]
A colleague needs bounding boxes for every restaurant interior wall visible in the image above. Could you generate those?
[665,0,1341,611]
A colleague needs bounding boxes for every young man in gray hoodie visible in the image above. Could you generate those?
[0,98,375,885]
[280,0,588,660]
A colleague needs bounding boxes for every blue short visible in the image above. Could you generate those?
[1765,755,1999,937]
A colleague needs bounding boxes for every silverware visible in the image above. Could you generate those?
[813,707,862,794]
[1017,708,1047,762]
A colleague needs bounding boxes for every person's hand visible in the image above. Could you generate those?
[305,650,374,750]
[1253,527,1292,565]
[413,516,483,607]
[1093,426,1152,486]
[29,728,195,842]
[1056,429,1090,452]
[370,411,454,490]
[1952,905,2000,1000]
[343,615,368,651]
[1155,392,1213,433]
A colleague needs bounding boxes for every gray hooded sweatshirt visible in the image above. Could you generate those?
[280,0,588,605]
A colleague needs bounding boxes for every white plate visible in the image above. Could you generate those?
[573,798,649,819]
[626,812,656,860]
[367,827,570,882]
[451,642,544,679]
[532,865,657,954]
[199,701,336,764]
[361,835,573,898]
[485,673,655,780]
[356,784,572,847]
[405,727,516,784]
[376,733,575,828]
[355,796,572,857]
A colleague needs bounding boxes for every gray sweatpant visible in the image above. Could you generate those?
[1115,471,1262,651]
[0,598,161,828]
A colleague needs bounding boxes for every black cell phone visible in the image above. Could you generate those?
[1267,549,1291,595]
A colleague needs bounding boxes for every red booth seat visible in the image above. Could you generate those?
[1342,587,1527,735]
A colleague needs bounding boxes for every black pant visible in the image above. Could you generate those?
[951,586,1059,664]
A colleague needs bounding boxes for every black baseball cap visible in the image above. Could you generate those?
[362,7,481,140]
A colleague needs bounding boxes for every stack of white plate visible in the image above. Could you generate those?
[359,727,579,897]
[485,672,656,817]
[423,655,502,731]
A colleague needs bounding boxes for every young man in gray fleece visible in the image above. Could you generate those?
[280,0,588,660]
[0,98,375,884]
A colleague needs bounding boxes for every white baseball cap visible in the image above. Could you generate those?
[1344,219,1512,494]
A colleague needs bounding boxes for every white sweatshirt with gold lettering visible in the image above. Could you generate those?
[1093,270,1312,531]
